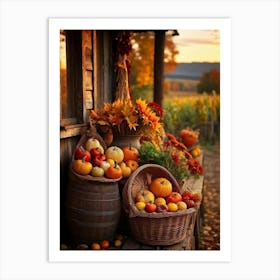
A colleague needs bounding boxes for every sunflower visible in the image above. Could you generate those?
[90,98,164,143]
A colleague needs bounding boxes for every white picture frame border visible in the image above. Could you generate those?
[49,17,232,263]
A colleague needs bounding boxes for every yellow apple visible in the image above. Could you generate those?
[154,197,166,205]
[167,202,178,212]
[135,201,146,210]
[119,162,132,178]
[125,159,139,172]
[114,239,122,248]
[177,201,187,210]
[107,159,115,166]
[135,189,155,204]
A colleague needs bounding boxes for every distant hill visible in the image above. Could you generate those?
[165,62,220,80]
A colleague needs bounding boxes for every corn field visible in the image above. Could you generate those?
[163,94,220,142]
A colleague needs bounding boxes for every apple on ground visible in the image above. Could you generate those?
[91,243,101,250]
[114,239,122,248]
[100,240,110,249]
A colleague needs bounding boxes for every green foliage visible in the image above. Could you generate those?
[131,85,153,102]
[139,142,190,183]
[162,95,220,138]
[197,69,220,94]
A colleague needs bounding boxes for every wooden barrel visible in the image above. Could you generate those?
[66,169,121,243]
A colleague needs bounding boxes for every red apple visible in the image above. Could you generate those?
[185,199,195,208]
[90,147,103,158]
[74,146,91,162]
[166,192,182,204]
[92,154,106,167]
[182,191,194,201]
[145,203,157,213]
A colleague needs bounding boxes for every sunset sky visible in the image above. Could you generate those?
[173,30,220,63]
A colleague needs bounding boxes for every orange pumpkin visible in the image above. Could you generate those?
[72,159,92,175]
[180,128,199,147]
[149,177,172,198]
[105,161,122,179]
[122,145,139,161]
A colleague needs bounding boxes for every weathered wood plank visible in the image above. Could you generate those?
[181,175,204,194]
[66,30,83,123]
[84,90,93,109]
[82,31,93,70]
[60,124,87,139]
[82,30,94,121]
[85,47,93,70]
[60,118,77,127]
[84,70,93,90]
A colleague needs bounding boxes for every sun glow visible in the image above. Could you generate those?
[173,30,220,63]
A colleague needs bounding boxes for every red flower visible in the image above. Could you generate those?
[185,151,193,159]
[147,102,164,118]
[171,154,180,164]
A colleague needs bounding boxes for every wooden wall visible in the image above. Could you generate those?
[60,30,95,242]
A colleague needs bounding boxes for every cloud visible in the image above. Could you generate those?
[175,30,220,46]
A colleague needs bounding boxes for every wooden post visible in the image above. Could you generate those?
[93,31,104,110]
[153,31,166,106]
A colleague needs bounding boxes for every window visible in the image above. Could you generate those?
[60,30,84,128]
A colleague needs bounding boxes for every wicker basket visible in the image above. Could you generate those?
[122,164,197,246]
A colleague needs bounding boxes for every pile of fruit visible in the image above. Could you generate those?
[72,137,139,179]
[60,234,125,250]
[134,177,202,213]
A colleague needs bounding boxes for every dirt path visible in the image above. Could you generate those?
[200,144,220,250]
